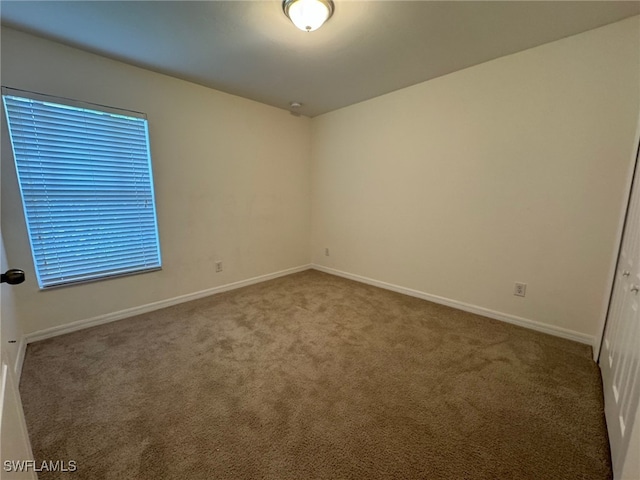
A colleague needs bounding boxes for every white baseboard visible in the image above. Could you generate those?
[312,264,594,346]
[22,262,592,358]
[24,264,312,344]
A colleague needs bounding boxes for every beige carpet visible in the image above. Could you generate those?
[20,270,611,479]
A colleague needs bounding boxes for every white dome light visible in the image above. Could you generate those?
[283,0,334,32]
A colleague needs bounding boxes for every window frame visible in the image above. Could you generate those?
[2,87,162,289]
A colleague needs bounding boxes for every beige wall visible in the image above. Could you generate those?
[1,28,312,335]
[311,17,640,341]
[2,17,639,342]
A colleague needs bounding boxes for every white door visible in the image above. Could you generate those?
[600,147,640,479]
[1,353,37,480]
[0,153,36,478]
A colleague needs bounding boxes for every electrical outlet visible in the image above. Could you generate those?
[325,248,330,256]
[215,261,223,273]
[514,282,527,297]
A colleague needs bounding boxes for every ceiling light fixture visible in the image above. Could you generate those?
[283,0,334,32]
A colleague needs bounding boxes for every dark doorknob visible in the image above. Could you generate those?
[1,269,25,285]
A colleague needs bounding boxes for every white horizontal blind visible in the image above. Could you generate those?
[2,91,161,288]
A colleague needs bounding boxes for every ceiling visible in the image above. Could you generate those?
[1,1,639,117]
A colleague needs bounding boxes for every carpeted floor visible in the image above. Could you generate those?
[20,270,611,479]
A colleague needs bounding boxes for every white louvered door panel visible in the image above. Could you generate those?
[600,151,640,479]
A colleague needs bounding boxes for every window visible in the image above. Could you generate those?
[2,88,161,289]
